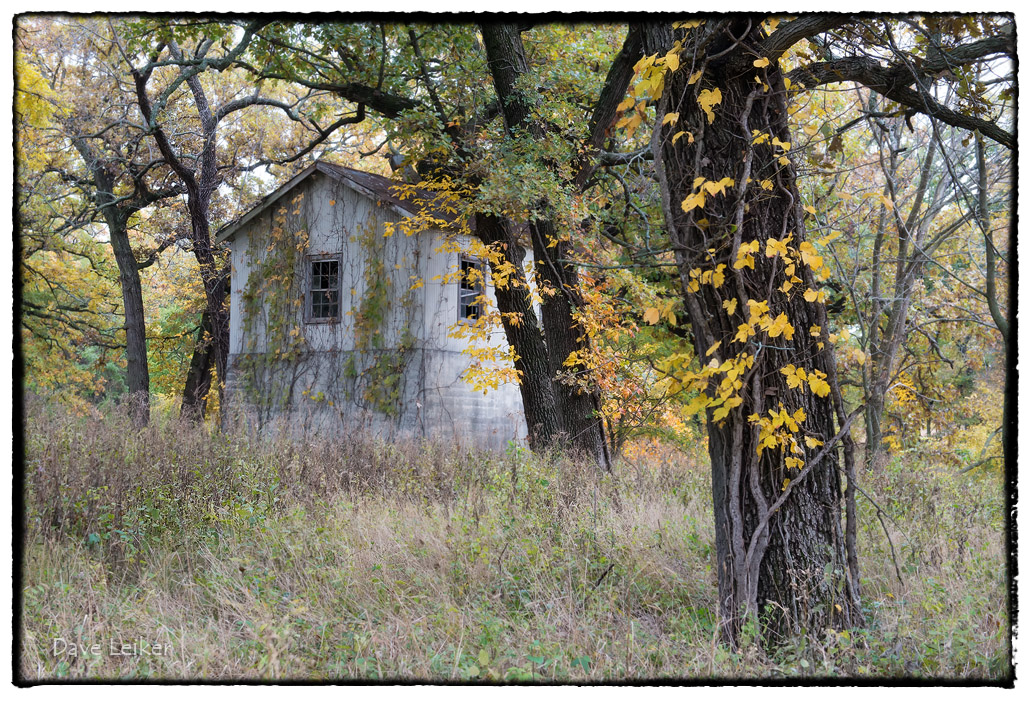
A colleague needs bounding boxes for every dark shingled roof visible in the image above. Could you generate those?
[215,160,462,243]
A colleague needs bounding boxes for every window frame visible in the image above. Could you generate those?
[457,256,486,324]
[305,254,343,324]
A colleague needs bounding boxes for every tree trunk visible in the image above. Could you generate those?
[72,137,151,426]
[180,307,215,418]
[652,18,860,642]
[133,51,230,417]
[105,211,151,425]
[481,22,609,466]
[472,213,564,449]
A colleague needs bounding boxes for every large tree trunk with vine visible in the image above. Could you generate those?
[481,22,609,466]
[651,19,861,642]
[180,306,216,418]
[133,48,230,419]
[473,213,564,450]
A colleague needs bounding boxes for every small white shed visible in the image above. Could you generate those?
[216,160,528,449]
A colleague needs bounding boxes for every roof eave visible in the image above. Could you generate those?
[214,161,435,245]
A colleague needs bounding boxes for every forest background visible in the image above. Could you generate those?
[12,9,1017,682]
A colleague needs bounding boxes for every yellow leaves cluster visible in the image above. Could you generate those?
[615,95,647,139]
[734,240,760,270]
[781,363,807,389]
[766,312,794,339]
[732,298,794,343]
[808,369,831,397]
[803,288,825,303]
[750,129,793,164]
[643,298,678,326]
[681,177,735,213]
[686,263,727,292]
[749,403,808,457]
[779,363,831,397]
[766,235,791,258]
[658,351,753,425]
[798,241,823,269]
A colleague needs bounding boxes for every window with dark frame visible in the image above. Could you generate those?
[308,257,340,322]
[459,258,484,322]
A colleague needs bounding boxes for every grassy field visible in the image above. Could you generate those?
[18,399,1011,682]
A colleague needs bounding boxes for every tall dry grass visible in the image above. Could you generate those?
[18,398,1011,682]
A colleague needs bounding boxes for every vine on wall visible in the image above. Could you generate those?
[236,191,310,422]
[232,181,421,427]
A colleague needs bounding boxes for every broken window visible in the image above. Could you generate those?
[459,257,484,322]
[308,257,340,322]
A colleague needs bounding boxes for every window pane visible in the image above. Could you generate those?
[459,259,484,320]
[309,259,340,320]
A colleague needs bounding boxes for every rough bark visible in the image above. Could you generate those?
[481,22,609,466]
[70,139,151,425]
[472,213,563,449]
[651,18,861,642]
[133,48,230,417]
[180,308,215,418]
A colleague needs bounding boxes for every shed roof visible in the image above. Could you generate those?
[214,160,459,244]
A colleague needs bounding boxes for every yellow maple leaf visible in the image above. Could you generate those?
[712,264,726,288]
[766,312,792,338]
[781,364,802,388]
[662,111,680,126]
[799,241,824,270]
[681,191,706,213]
[697,88,722,124]
[643,307,660,325]
[803,288,824,303]
[723,298,738,315]
[808,371,831,397]
[766,237,789,257]
[703,177,735,196]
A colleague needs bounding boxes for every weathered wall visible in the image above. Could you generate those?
[224,170,527,450]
